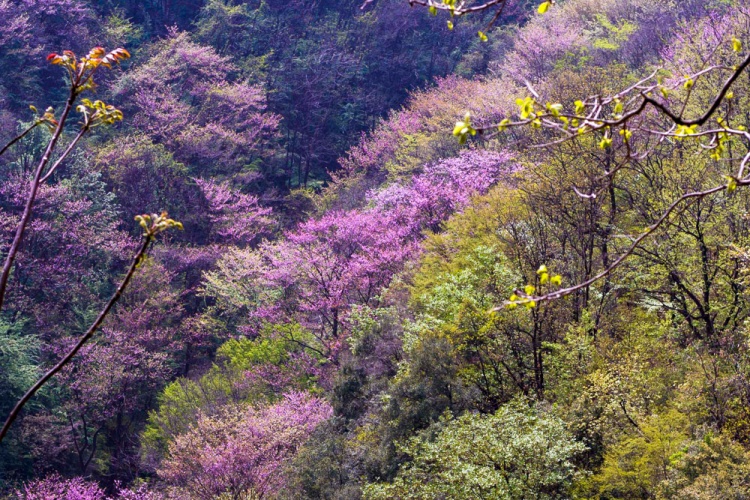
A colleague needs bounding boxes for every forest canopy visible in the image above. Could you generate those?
[2,0,750,499]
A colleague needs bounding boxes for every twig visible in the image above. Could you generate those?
[40,122,90,184]
[499,183,730,308]
[0,122,41,159]
[0,89,76,313]
[0,234,154,444]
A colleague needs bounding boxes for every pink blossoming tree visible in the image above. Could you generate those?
[159,391,332,499]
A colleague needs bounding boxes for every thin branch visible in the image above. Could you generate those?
[0,122,41,159]
[475,50,750,147]
[0,89,77,313]
[0,234,154,445]
[406,0,506,15]
[40,122,90,184]
[645,52,750,127]
[499,183,730,308]
[484,0,507,30]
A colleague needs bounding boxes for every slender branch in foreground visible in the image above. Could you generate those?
[0,235,151,445]
[450,37,750,311]
[405,0,507,16]
[0,48,129,315]
[0,212,182,445]
[361,0,508,15]
[499,183,730,309]
[0,107,60,159]
[0,89,77,314]
[459,49,750,149]
[0,122,42,159]
[645,51,750,127]
[40,122,90,184]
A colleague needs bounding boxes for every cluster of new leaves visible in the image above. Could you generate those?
[506,264,563,309]
[48,47,130,94]
[134,211,183,237]
[26,106,58,132]
[76,99,122,127]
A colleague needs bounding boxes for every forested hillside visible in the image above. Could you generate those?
[2,0,750,498]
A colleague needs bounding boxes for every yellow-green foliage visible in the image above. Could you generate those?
[411,185,524,304]
[400,186,535,403]
[592,14,637,51]
[141,367,240,461]
[581,409,690,498]
[578,415,750,499]
[660,432,750,499]
[218,336,289,371]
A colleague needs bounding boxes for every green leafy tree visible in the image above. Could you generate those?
[363,401,585,500]
[0,321,38,486]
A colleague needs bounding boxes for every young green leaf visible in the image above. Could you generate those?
[725,175,738,193]
[613,99,623,115]
[732,37,742,53]
[547,103,563,117]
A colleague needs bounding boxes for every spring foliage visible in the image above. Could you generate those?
[6,0,750,498]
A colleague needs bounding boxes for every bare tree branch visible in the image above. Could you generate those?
[0,211,182,445]
[0,233,153,444]
[0,121,42,159]
[500,183,731,308]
